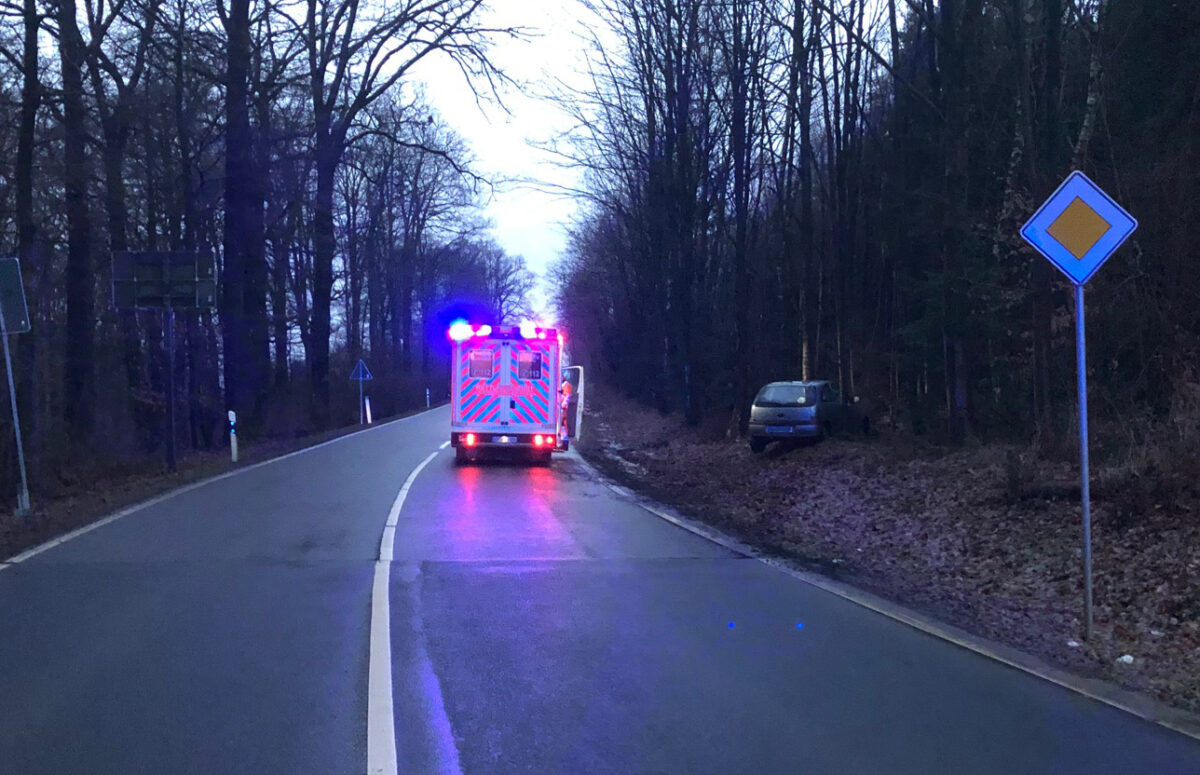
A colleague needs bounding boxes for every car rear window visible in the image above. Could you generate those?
[755,384,815,406]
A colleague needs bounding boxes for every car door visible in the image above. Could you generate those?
[820,382,843,431]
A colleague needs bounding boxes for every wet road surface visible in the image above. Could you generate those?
[1,407,1198,774]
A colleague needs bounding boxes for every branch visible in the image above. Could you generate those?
[812,0,944,121]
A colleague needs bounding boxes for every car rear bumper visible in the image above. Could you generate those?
[748,422,821,439]
[451,431,556,449]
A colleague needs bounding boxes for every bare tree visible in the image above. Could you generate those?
[82,0,162,445]
[301,0,515,425]
[478,243,534,322]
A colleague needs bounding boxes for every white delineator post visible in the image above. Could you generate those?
[365,396,373,424]
[425,388,430,408]
[228,410,238,463]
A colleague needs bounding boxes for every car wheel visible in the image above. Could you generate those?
[821,422,833,441]
[749,438,766,454]
[455,446,469,465]
[533,450,553,467]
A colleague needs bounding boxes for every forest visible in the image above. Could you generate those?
[0,0,536,498]
[554,0,1200,462]
[2,0,1199,506]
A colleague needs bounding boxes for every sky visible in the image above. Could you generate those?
[411,0,597,321]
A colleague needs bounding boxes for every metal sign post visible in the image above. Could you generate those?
[350,359,373,424]
[0,258,32,516]
[1021,170,1138,640]
[1075,283,1092,638]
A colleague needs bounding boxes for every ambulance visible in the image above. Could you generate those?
[448,320,565,465]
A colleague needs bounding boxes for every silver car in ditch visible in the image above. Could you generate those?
[748,380,867,453]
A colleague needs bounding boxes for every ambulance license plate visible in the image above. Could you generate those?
[492,435,514,443]
[766,426,792,434]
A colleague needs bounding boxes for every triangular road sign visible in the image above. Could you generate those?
[350,359,372,381]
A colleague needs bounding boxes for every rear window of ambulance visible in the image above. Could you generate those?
[518,352,542,380]
[468,350,494,378]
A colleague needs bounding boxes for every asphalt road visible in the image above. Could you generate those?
[1,406,1198,774]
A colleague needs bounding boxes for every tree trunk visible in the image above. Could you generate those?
[221,0,251,423]
[1032,0,1063,439]
[800,2,817,380]
[271,211,293,387]
[173,8,208,448]
[398,240,415,368]
[60,0,95,441]
[1071,0,1107,169]
[93,92,152,448]
[939,0,981,442]
[345,193,363,359]
[310,148,338,426]
[730,5,753,435]
[244,49,271,426]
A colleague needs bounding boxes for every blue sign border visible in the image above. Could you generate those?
[1020,170,1137,286]
[350,359,373,381]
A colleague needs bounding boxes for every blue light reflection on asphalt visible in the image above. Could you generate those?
[723,621,807,629]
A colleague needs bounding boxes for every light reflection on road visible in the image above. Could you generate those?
[444,460,573,559]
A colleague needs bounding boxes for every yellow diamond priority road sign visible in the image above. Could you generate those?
[1046,197,1110,259]
[1021,170,1137,285]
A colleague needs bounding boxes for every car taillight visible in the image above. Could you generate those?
[534,435,545,447]
[464,433,477,447]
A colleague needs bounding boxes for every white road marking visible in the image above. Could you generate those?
[368,448,463,775]
[1,406,445,568]
[439,441,450,450]
[379,451,439,564]
[367,561,398,775]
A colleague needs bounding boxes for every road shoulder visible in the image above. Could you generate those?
[572,449,1200,743]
